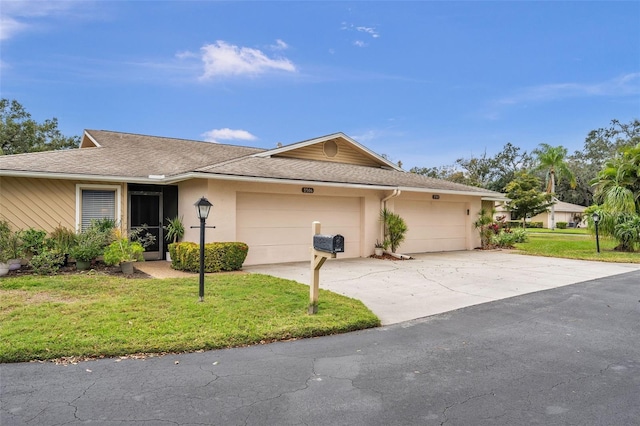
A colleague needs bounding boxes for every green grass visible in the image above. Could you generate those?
[514,233,640,263]
[0,273,380,363]
[525,227,589,235]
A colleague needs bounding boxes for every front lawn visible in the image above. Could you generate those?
[525,227,589,235]
[514,233,640,263]
[0,273,380,363]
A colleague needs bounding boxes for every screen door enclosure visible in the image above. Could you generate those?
[128,191,163,260]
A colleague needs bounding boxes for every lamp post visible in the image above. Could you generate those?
[194,197,213,302]
[592,212,600,253]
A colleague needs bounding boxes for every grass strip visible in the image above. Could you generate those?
[514,234,639,263]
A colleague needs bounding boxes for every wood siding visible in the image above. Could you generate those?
[0,177,126,233]
[275,138,381,167]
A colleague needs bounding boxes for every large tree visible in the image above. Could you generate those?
[533,143,576,229]
[504,172,554,228]
[556,119,640,206]
[0,99,79,155]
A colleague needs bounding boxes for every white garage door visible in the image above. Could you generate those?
[237,193,361,265]
[395,200,468,253]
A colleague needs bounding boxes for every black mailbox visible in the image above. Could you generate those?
[313,234,345,254]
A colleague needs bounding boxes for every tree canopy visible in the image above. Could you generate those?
[410,142,532,191]
[408,119,639,210]
[0,99,79,155]
[503,172,554,227]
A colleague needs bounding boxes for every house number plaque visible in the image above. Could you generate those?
[302,187,314,194]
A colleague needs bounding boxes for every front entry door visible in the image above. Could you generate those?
[129,191,163,260]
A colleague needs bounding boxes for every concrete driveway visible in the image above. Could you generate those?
[245,251,639,325]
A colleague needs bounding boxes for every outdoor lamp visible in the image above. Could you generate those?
[592,212,601,253]
[195,197,212,220]
[194,196,214,302]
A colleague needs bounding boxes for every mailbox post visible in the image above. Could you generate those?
[309,221,344,314]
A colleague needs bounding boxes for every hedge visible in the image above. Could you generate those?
[169,242,249,272]
[507,221,544,229]
[556,222,567,229]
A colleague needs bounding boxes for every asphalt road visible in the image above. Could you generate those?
[2,270,639,425]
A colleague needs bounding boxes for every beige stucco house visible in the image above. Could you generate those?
[0,130,504,265]
[496,200,587,228]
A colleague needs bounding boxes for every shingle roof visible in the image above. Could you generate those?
[199,156,493,194]
[552,201,588,212]
[0,129,503,197]
[0,130,264,178]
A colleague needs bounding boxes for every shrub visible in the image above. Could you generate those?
[526,222,543,228]
[103,239,144,265]
[29,250,66,275]
[170,242,249,272]
[380,208,408,253]
[48,225,77,254]
[70,227,106,262]
[19,228,47,256]
[511,228,528,244]
[556,222,567,229]
[613,215,640,252]
[0,220,12,263]
[490,229,528,248]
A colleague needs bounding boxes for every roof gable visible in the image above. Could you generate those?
[254,133,402,171]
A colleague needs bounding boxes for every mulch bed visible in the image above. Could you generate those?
[369,253,412,261]
[6,261,151,279]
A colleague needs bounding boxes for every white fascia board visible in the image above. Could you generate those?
[253,133,343,157]
[81,131,101,148]
[181,172,501,197]
[0,170,178,185]
[481,195,510,202]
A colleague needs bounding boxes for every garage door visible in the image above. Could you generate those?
[395,200,467,253]
[237,193,361,265]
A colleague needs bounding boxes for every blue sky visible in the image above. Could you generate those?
[1,1,639,169]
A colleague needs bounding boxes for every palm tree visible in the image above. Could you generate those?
[533,144,576,229]
[590,143,640,251]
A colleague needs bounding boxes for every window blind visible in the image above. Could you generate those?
[81,190,116,230]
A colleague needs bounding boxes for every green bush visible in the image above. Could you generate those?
[29,250,66,275]
[556,222,567,229]
[491,229,528,248]
[170,242,249,272]
[19,228,47,256]
[70,227,106,262]
[525,222,543,228]
[48,225,77,255]
[103,238,144,265]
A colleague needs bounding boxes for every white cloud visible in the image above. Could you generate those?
[484,73,640,120]
[353,40,367,48]
[356,26,380,38]
[498,73,640,105]
[0,1,92,40]
[201,128,257,144]
[197,40,296,80]
[0,16,27,40]
[271,39,289,50]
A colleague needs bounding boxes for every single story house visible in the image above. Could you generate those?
[496,200,587,228]
[0,130,505,265]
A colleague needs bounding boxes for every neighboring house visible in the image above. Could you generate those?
[496,200,587,228]
[0,130,505,265]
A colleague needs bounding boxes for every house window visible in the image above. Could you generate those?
[76,185,121,231]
